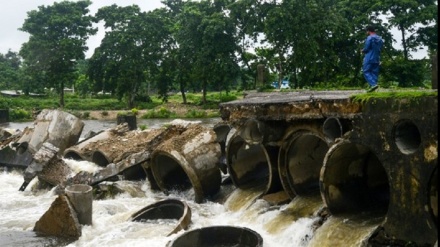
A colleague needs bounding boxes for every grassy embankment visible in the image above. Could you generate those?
[0,91,243,122]
[1,88,436,122]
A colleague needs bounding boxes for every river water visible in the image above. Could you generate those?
[0,118,384,247]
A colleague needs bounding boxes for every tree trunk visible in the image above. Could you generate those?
[400,25,408,61]
[60,80,65,108]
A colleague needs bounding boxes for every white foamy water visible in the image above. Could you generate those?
[0,161,320,247]
[1,119,382,247]
[0,160,384,247]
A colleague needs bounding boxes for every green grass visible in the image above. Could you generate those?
[351,89,437,103]
[2,89,435,121]
[140,107,177,119]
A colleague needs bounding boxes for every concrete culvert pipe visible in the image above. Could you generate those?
[323,117,347,142]
[279,131,329,198]
[320,140,390,215]
[213,122,232,174]
[91,150,110,167]
[428,166,438,228]
[65,184,93,225]
[131,198,191,236]
[150,125,222,203]
[63,130,110,162]
[393,119,422,154]
[226,132,282,194]
[166,225,263,247]
[239,119,285,145]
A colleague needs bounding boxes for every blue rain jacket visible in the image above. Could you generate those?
[362,34,383,64]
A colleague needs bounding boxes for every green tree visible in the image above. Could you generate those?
[89,5,171,108]
[174,0,240,103]
[372,0,437,60]
[19,0,96,107]
[0,50,21,90]
[227,0,267,89]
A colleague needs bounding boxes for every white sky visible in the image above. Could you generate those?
[0,0,428,59]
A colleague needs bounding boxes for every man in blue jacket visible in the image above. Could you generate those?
[361,25,383,92]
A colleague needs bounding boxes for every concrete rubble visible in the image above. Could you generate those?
[0,110,226,242]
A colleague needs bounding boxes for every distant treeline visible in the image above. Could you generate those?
[0,0,437,108]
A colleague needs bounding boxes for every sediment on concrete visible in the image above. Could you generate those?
[219,91,438,246]
[150,124,222,203]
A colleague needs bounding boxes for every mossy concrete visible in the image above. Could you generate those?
[219,90,438,245]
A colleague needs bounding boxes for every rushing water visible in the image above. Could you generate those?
[0,118,384,247]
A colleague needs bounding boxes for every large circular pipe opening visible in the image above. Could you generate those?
[152,154,192,192]
[131,199,191,236]
[63,151,84,161]
[320,141,390,215]
[226,133,281,193]
[283,132,329,196]
[428,166,438,228]
[323,117,344,142]
[92,151,110,167]
[166,226,263,247]
[393,120,422,154]
[240,118,264,144]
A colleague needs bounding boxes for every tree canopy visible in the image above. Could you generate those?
[2,0,436,108]
[18,0,96,107]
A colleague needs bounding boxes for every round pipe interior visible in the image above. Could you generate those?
[64,151,84,161]
[241,119,264,144]
[393,120,422,154]
[92,151,110,167]
[321,142,390,215]
[286,133,329,195]
[323,117,343,141]
[167,226,263,247]
[153,154,192,192]
[227,135,270,189]
[132,201,185,222]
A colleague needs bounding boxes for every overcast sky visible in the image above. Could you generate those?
[0,0,165,58]
[0,0,428,59]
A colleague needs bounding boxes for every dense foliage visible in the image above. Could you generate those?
[0,0,437,108]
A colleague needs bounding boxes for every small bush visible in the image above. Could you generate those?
[139,124,148,130]
[185,109,207,118]
[82,111,90,119]
[117,111,134,117]
[101,111,109,116]
[9,108,32,121]
[131,108,139,115]
[141,107,176,119]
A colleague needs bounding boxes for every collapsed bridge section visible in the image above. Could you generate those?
[219,90,438,246]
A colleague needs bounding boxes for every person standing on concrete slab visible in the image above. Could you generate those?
[361,25,383,92]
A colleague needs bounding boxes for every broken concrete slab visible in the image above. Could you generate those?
[20,142,72,191]
[0,127,33,169]
[31,109,84,154]
[33,195,82,240]
[13,109,83,156]
[1,109,83,170]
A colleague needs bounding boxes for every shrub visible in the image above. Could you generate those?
[82,111,90,119]
[185,109,207,118]
[141,107,176,119]
[9,108,32,121]
[139,124,148,130]
[131,108,139,115]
